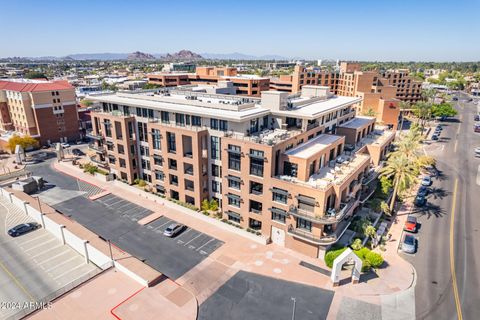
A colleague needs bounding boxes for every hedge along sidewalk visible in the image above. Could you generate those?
[54,161,267,245]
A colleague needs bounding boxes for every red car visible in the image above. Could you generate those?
[404,216,418,233]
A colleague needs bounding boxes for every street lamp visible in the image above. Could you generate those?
[291,297,296,320]
[34,196,42,213]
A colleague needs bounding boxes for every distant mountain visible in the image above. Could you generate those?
[127,51,156,61]
[201,52,290,60]
[162,50,203,61]
[66,53,130,60]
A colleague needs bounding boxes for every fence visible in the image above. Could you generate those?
[0,168,31,182]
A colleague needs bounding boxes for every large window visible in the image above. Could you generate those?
[272,187,288,204]
[249,181,263,195]
[211,118,228,131]
[227,176,241,190]
[271,207,287,223]
[249,200,262,214]
[161,111,169,123]
[228,145,241,171]
[192,115,201,126]
[296,218,312,232]
[211,164,221,177]
[227,193,241,208]
[297,195,315,212]
[211,136,221,160]
[249,149,264,177]
[175,113,185,126]
[167,132,176,153]
[151,129,161,150]
[283,161,298,177]
[212,181,221,193]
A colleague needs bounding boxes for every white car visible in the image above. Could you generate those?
[163,223,185,237]
[475,147,480,157]
[61,143,70,149]
[421,176,432,186]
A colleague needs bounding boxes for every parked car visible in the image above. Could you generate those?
[61,142,70,149]
[417,185,429,197]
[421,176,432,186]
[72,148,84,156]
[404,216,418,233]
[8,222,40,237]
[402,234,417,254]
[474,115,479,121]
[475,147,480,158]
[452,96,458,101]
[163,223,185,237]
[475,124,480,133]
[431,134,439,141]
[414,195,427,207]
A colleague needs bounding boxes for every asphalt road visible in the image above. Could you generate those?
[403,93,480,320]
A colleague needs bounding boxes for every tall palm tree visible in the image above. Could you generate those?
[413,101,432,130]
[380,154,418,213]
[398,101,410,133]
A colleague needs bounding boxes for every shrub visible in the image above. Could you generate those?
[83,163,98,175]
[137,179,146,187]
[361,259,371,272]
[350,238,363,250]
[201,199,210,212]
[209,199,218,211]
[354,247,371,260]
[365,251,384,268]
[324,247,347,268]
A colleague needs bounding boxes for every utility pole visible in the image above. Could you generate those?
[291,297,296,320]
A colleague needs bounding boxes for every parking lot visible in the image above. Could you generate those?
[146,216,223,256]
[95,194,153,222]
[0,196,99,320]
[28,160,224,280]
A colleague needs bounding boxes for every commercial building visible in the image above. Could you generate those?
[87,85,394,258]
[0,79,80,145]
[147,67,270,97]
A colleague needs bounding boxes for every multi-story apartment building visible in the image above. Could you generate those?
[147,66,270,97]
[0,79,80,145]
[87,85,394,258]
[380,69,423,103]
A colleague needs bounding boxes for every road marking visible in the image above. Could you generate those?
[44,255,79,273]
[184,233,202,246]
[195,238,215,252]
[30,244,63,259]
[23,238,56,253]
[34,247,68,262]
[52,263,86,281]
[477,165,480,186]
[449,179,463,320]
[0,258,35,301]
[174,228,192,239]
[454,140,458,153]
[16,233,50,246]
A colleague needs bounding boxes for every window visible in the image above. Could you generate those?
[283,161,298,177]
[297,195,315,212]
[117,144,125,154]
[227,211,241,223]
[212,180,221,193]
[248,218,262,231]
[296,218,312,232]
[210,136,221,160]
[119,158,126,168]
[211,164,221,177]
[175,113,185,126]
[227,176,241,190]
[161,111,169,123]
[168,158,177,170]
[192,115,201,126]
[141,159,150,171]
[210,118,219,130]
[155,171,165,181]
[167,132,176,153]
[249,149,264,177]
[137,122,148,142]
[140,146,149,157]
[170,174,178,186]
[152,129,161,150]
[219,120,228,131]
[227,194,241,208]
[228,145,241,171]
[249,181,263,195]
[271,207,287,223]
[249,200,262,214]
[272,187,288,204]
[250,119,259,133]
[154,155,163,166]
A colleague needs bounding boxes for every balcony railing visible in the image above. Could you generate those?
[287,218,351,246]
[250,208,262,214]
[86,132,103,140]
[289,199,356,225]
[88,144,106,154]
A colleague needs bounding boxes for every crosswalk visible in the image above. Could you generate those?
[1,197,31,230]
[77,179,104,198]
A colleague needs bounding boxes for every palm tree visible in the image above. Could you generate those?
[389,128,423,161]
[412,101,432,130]
[380,154,418,213]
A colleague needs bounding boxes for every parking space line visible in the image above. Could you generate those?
[44,255,80,273]
[52,264,88,281]
[156,219,173,230]
[31,244,63,259]
[195,238,215,252]
[35,247,69,263]
[184,234,202,246]
[16,233,50,246]
[175,228,192,239]
[23,238,57,253]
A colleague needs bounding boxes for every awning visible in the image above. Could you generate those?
[248,152,265,161]
[156,185,165,191]
[226,147,241,155]
[226,193,241,201]
[226,175,241,183]
[296,194,316,205]
[153,154,163,160]
[225,211,241,219]
[270,187,289,197]
[269,207,287,215]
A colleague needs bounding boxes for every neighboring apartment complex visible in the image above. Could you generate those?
[147,67,271,97]
[87,85,394,258]
[270,63,423,128]
[0,79,80,145]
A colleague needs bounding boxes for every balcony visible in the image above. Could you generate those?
[289,199,356,225]
[86,131,103,140]
[88,143,106,154]
[89,156,109,169]
[287,218,351,246]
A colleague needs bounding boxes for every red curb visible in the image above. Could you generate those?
[110,286,146,320]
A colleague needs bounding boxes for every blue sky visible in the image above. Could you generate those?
[1,0,479,61]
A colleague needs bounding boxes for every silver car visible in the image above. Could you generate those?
[163,223,185,237]
[402,234,416,254]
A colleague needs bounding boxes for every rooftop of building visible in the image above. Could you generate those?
[338,116,375,129]
[273,95,361,119]
[285,134,343,159]
[0,79,73,92]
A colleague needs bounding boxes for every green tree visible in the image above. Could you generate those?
[25,71,47,79]
[412,101,432,129]
[362,108,377,117]
[201,199,210,212]
[431,103,458,118]
[209,199,218,211]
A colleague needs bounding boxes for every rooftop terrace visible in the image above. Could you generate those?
[284,134,343,159]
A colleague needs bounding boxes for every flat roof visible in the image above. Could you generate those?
[285,134,342,159]
[338,116,375,129]
[272,96,362,119]
[88,93,270,122]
